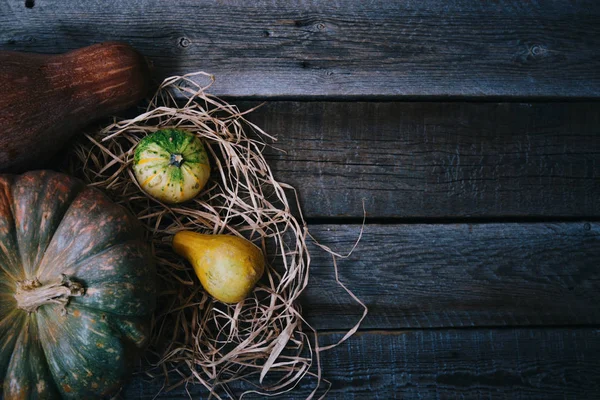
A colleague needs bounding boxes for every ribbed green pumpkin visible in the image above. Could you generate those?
[0,170,156,399]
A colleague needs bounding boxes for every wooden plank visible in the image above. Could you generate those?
[1,1,599,98]
[124,328,600,399]
[246,101,600,218]
[300,223,599,329]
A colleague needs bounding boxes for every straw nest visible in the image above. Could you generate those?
[66,72,366,399]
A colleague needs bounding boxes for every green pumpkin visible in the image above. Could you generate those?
[132,129,210,204]
[0,170,156,399]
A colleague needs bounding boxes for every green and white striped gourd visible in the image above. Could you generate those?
[132,129,210,203]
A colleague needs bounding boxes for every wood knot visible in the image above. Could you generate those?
[529,45,547,57]
[513,41,557,64]
[178,37,191,48]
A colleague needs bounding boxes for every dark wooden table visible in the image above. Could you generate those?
[2,1,599,398]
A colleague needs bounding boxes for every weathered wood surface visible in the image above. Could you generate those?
[1,1,600,98]
[245,101,600,218]
[120,221,600,398]
[125,328,600,399]
[3,2,599,399]
[300,223,600,329]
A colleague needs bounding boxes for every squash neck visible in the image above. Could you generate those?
[45,42,150,117]
[14,274,85,314]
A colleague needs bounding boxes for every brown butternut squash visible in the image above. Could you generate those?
[0,42,150,171]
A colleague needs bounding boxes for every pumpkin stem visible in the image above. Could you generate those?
[169,153,184,167]
[14,274,85,314]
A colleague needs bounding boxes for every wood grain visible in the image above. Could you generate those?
[1,1,599,98]
[124,328,600,399]
[245,101,600,218]
[299,223,600,329]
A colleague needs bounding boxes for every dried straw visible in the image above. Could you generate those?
[66,72,367,399]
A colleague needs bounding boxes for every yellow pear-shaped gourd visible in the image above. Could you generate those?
[172,231,265,303]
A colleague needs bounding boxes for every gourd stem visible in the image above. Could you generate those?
[14,274,85,314]
[169,153,184,167]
